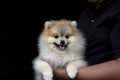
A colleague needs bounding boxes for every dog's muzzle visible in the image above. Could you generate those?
[54,40,68,50]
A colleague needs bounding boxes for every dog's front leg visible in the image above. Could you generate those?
[66,60,87,79]
[33,58,53,80]
[41,61,53,80]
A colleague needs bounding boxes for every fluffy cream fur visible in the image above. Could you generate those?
[33,20,87,80]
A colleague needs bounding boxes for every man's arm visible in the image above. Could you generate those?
[53,58,120,80]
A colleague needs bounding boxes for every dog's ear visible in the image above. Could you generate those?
[44,21,52,30]
[71,21,77,27]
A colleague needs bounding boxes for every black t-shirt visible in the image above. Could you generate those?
[78,0,120,65]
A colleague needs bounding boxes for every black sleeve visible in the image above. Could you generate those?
[110,16,120,59]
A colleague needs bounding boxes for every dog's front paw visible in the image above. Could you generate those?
[43,70,53,80]
[66,66,78,79]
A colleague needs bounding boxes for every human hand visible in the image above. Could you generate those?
[52,67,69,79]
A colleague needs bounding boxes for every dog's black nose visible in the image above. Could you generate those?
[60,40,65,45]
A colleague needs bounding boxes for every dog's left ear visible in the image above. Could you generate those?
[71,21,77,27]
[44,21,52,30]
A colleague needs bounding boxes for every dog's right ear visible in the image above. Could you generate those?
[44,21,52,30]
[71,21,77,27]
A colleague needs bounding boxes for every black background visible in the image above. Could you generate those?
[0,0,87,80]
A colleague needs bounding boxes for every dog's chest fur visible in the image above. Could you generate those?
[39,46,80,68]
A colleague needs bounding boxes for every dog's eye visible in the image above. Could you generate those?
[65,35,69,39]
[54,35,59,39]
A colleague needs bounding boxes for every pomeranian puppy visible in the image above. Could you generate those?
[32,20,87,80]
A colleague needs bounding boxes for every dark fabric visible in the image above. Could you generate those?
[78,0,120,65]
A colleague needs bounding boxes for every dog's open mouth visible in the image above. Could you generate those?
[54,43,67,50]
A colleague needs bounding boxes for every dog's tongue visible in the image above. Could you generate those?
[59,45,65,50]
